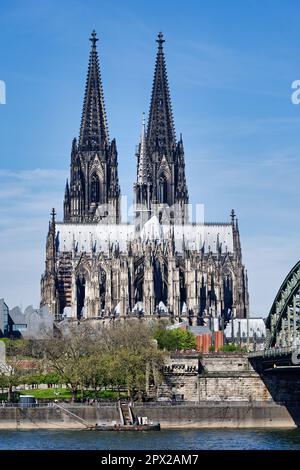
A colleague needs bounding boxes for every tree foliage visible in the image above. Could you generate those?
[219,344,247,353]
[37,321,165,401]
[0,360,24,401]
[154,327,196,351]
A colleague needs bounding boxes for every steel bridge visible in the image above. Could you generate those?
[249,261,300,370]
[266,260,300,349]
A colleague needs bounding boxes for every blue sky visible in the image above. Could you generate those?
[0,0,300,315]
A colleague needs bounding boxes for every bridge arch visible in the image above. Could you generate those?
[266,260,300,348]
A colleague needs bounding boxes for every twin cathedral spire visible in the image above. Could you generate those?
[63,31,189,225]
[134,32,189,227]
[64,30,120,224]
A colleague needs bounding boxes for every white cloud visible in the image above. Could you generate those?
[0,168,66,308]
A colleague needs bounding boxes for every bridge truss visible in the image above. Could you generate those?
[266,261,300,348]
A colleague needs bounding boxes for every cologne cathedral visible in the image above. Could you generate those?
[40,31,249,326]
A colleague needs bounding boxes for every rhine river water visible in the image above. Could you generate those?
[0,429,300,450]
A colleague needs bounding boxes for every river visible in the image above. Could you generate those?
[0,429,300,450]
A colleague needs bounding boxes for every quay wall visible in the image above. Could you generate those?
[0,402,299,430]
[159,354,300,403]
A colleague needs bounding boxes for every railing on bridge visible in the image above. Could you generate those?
[248,346,297,359]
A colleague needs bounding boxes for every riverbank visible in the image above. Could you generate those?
[0,402,299,430]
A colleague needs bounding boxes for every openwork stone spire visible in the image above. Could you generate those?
[63,31,120,224]
[134,32,189,222]
[147,32,175,158]
[79,30,109,152]
[137,113,148,184]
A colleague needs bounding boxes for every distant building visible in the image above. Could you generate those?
[165,317,266,352]
[166,321,189,331]
[0,298,10,337]
[0,302,53,340]
[224,318,266,350]
[9,306,53,340]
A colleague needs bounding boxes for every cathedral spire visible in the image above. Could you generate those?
[51,207,56,227]
[79,30,109,152]
[147,32,175,158]
[135,33,189,221]
[66,32,120,223]
[65,179,70,197]
[137,113,148,184]
[64,179,70,221]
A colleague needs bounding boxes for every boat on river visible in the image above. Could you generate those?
[93,402,160,431]
[94,422,160,431]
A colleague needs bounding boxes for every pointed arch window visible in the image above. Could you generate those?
[179,269,187,304]
[134,261,144,303]
[158,175,168,204]
[76,273,86,320]
[91,174,100,203]
[223,274,233,322]
[99,267,106,312]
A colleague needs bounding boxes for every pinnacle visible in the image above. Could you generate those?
[78,32,109,152]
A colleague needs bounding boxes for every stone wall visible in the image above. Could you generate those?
[158,353,300,404]
[159,353,200,401]
[158,353,272,402]
[201,354,252,372]
[0,402,298,429]
[197,375,271,401]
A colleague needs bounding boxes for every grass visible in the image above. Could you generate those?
[0,388,128,401]
[19,388,72,399]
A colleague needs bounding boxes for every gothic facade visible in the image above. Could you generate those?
[40,32,249,326]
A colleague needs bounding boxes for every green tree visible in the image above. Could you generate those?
[154,328,196,351]
[42,372,61,387]
[80,352,113,396]
[41,324,96,401]
[30,320,166,402]
[99,321,165,399]
[0,362,23,402]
